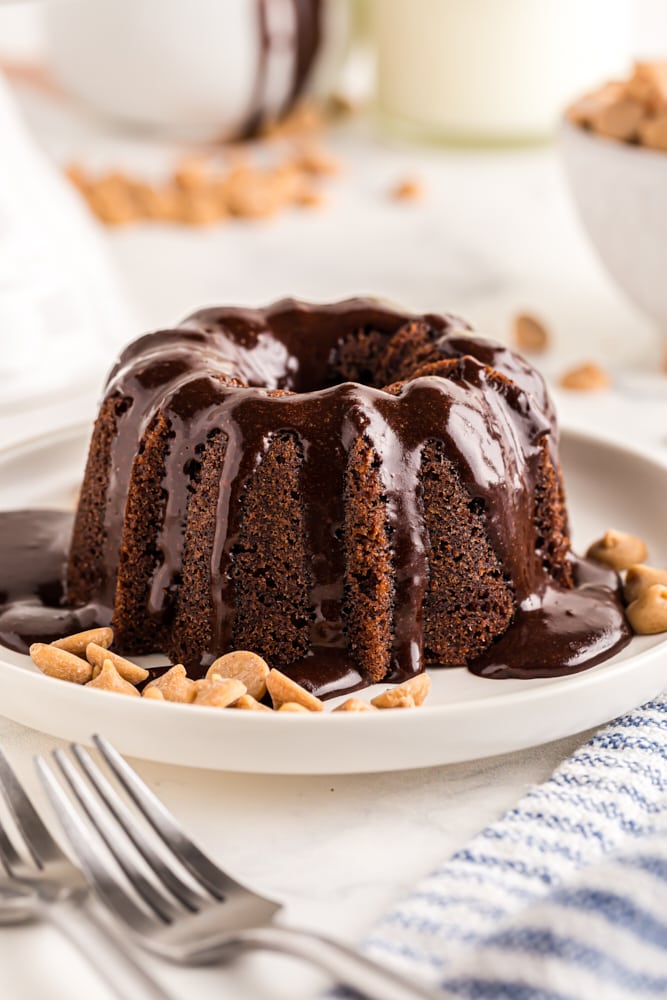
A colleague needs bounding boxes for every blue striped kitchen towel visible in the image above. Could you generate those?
[361,693,667,999]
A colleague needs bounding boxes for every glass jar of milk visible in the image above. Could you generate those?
[372,0,632,144]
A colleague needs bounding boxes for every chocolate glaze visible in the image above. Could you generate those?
[0,299,632,697]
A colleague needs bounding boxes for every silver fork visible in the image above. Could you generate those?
[0,748,171,1000]
[36,735,441,1000]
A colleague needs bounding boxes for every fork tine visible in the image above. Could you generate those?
[0,748,60,866]
[0,819,22,875]
[52,750,179,925]
[35,756,157,937]
[94,734,235,899]
[70,744,204,913]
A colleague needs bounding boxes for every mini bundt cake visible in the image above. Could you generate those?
[66,298,628,695]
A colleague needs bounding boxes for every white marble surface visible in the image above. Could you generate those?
[1,77,667,1000]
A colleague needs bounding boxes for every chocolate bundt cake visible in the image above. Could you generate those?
[64,298,629,695]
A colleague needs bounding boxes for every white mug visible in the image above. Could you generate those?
[44,0,349,139]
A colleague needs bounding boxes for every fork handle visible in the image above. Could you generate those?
[207,925,442,1000]
[38,895,171,1000]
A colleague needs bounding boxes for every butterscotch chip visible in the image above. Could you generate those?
[142,686,165,701]
[233,694,273,712]
[278,702,311,713]
[206,651,269,700]
[333,698,378,713]
[391,178,423,201]
[639,113,667,152]
[144,664,196,703]
[86,643,148,685]
[266,669,324,711]
[192,676,246,708]
[591,97,646,142]
[30,643,93,684]
[52,627,113,656]
[513,314,550,354]
[587,529,648,572]
[371,673,431,709]
[559,363,610,391]
[86,658,140,696]
[626,584,667,634]
[624,565,667,604]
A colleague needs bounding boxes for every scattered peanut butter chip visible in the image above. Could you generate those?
[52,627,114,656]
[294,144,341,176]
[333,698,379,713]
[142,686,165,701]
[278,702,311,713]
[232,694,273,712]
[266,669,324,712]
[513,314,550,354]
[86,659,140,696]
[86,643,149,685]
[624,565,667,604]
[559,362,610,392]
[391,178,423,202]
[144,664,196,704]
[587,529,649,572]
[626,584,667,634]
[206,650,269,700]
[29,643,93,684]
[371,673,432,709]
[192,676,246,708]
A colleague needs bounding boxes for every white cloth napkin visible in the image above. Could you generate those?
[358,694,667,999]
[0,72,132,411]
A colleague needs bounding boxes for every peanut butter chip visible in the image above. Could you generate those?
[625,565,667,604]
[142,686,165,701]
[559,363,610,392]
[52,627,113,656]
[144,664,196,704]
[587,529,649,572]
[30,643,93,684]
[371,673,432,709]
[639,112,667,152]
[626,584,667,635]
[591,97,646,142]
[391,178,423,202]
[86,643,149,685]
[333,698,378,713]
[192,676,246,708]
[206,651,269,700]
[233,694,273,712]
[278,702,311,713]
[513,314,550,354]
[266,669,324,712]
[86,659,140,696]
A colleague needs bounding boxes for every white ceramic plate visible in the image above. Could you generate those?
[0,424,665,774]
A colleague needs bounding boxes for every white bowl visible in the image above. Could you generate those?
[560,119,667,332]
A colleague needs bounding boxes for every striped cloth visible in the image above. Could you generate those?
[361,695,667,999]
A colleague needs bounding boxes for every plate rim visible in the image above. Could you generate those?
[0,419,666,770]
